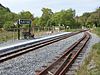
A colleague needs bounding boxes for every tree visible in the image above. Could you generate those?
[78,12,90,28]
[3,21,14,30]
[39,8,53,27]
[0,4,11,28]
[33,17,40,26]
[49,9,76,28]
[78,7,100,28]
[19,11,34,20]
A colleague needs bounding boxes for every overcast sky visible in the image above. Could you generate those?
[0,0,100,17]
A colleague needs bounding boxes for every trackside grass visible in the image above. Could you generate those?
[77,43,100,75]
[91,27,100,37]
[76,27,100,75]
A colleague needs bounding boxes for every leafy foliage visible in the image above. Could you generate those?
[3,21,14,30]
[77,7,100,28]
[0,3,100,31]
[0,4,33,30]
[19,11,34,20]
[34,8,77,29]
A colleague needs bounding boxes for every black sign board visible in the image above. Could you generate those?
[18,19,31,24]
[17,19,32,40]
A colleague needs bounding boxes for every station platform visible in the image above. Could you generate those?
[0,32,70,51]
[0,39,31,47]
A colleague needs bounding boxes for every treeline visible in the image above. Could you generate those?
[77,8,100,28]
[33,8,78,29]
[35,7,100,29]
[0,3,100,31]
[0,4,34,30]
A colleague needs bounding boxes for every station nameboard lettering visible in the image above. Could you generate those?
[18,19,31,24]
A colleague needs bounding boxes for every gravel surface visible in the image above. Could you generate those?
[0,32,99,75]
[65,32,100,75]
[83,32,100,59]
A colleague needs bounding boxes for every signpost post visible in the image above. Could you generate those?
[18,23,20,40]
[17,19,32,40]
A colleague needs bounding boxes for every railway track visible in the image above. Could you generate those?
[35,32,90,75]
[0,30,87,63]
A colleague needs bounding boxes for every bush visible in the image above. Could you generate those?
[3,21,14,30]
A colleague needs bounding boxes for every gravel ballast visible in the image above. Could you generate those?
[0,32,99,75]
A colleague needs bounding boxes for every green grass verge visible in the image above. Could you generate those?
[76,27,100,75]
[77,43,100,75]
[91,27,100,36]
[65,29,81,32]
[0,31,17,42]
[0,30,53,42]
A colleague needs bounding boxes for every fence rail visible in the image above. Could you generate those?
[0,26,82,42]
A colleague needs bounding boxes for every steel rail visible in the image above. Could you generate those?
[0,34,70,63]
[0,34,68,57]
[59,32,90,75]
[35,32,90,75]
[0,30,87,63]
[0,30,87,58]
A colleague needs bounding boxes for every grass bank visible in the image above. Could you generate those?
[65,28,81,32]
[91,27,100,37]
[77,43,100,75]
[77,27,100,75]
[0,31,17,42]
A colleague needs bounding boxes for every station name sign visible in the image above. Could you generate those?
[18,19,31,24]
